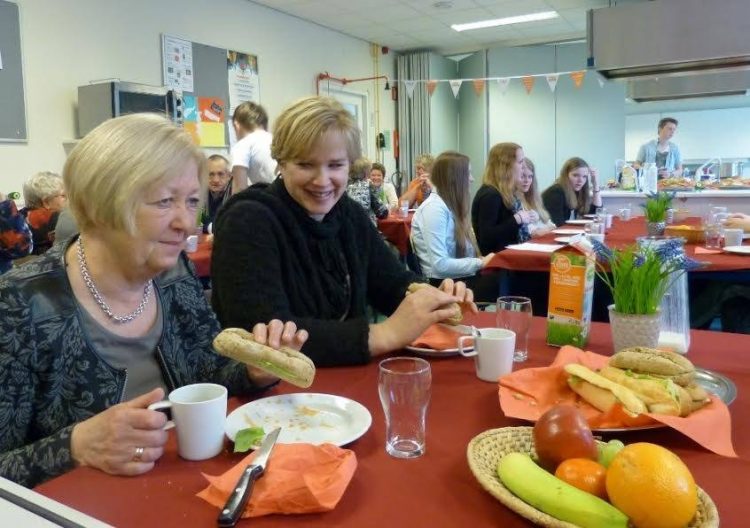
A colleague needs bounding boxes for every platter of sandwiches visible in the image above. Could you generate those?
[563,347,736,431]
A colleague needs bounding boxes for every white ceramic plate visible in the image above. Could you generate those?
[554,236,572,244]
[723,246,750,255]
[404,345,472,357]
[583,214,597,219]
[553,228,585,235]
[225,393,372,447]
[566,219,593,225]
[742,233,750,240]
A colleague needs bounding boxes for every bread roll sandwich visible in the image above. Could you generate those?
[407,282,463,325]
[597,366,691,416]
[564,364,647,417]
[608,347,710,413]
[213,328,315,388]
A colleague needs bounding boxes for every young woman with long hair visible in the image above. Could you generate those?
[411,151,494,286]
[471,142,552,254]
[522,158,555,236]
[542,157,602,226]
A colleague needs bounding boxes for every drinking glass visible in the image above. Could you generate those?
[705,223,722,249]
[378,357,431,458]
[496,296,532,362]
[399,199,409,218]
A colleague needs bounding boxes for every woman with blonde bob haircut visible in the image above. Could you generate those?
[471,142,549,254]
[542,156,602,226]
[0,113,307,488]
[212,96,476,367]
[411,151,495,295]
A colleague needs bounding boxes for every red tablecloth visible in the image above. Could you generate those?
[377,212,414,256]
[36,314,750,527]
[488,216,750,272]
[186,234,212,278]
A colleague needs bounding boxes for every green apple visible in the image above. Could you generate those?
[598,439,625,468]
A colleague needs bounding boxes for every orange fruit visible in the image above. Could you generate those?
[606,443,697,528]
[554,458,608,499]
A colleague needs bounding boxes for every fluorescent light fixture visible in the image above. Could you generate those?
[452,11,559,32]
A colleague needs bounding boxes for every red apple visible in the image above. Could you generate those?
[533,405,598,472]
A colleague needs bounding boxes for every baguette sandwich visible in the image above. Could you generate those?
[213,328,315,388]
[564,364,647,417]
[407,282,463,325]
[597,366,692,416]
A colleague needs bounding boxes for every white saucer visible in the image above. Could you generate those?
[723,246,750,255]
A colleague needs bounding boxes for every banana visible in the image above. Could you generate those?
[496,453,628,528]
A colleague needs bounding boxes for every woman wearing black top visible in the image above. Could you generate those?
[542,157,602,226]
[212,96,476,367]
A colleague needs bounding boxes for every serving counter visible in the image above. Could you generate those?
[601,190,750,217]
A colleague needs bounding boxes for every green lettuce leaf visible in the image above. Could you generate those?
[234,426,265,453]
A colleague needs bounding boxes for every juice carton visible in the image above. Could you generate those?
[546,242,595,347]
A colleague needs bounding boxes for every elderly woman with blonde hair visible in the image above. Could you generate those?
[0,113,307,488]
[212,96,476,367]
[22,170,67,254]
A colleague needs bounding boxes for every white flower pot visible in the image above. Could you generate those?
[608,304,661,354]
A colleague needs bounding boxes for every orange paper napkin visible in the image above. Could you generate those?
[498,346,737,457]
[694,247,721,255]
[411,324,463,350]
[198,443,357,518]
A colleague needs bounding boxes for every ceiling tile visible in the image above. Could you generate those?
[484,0,555,17]
[386,17,449,32]
[430,7,497,24]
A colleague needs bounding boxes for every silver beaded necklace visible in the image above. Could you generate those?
[77,236,153,324]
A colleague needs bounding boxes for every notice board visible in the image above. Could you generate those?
[0,0,27,142]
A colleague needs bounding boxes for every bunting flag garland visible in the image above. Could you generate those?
[570,70,586,88]
[521,76,535,94]
[497,78,510,95]
[546,74,559,93]
[472,79,485,96]
[426,80,438,96]
[449,79,463,98]
[404,80,417,99]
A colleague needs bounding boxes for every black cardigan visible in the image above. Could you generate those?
[542,183,596,226]
[471,184,522,255]
[211,179,419,367]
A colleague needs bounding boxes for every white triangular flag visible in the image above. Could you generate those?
[546,74,559,93]
[404,80,417,99]
[597,75,605,88]
[497,78,510,95]
[449,79,462,98]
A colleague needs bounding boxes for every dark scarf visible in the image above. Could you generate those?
[512,197,531,243]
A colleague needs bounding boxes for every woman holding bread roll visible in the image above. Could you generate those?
[212,96,476,366]
[0,114,307,488]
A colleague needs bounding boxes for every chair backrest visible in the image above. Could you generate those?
[390,170,404,196]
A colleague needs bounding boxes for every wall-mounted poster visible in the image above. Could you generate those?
[162,34,194,93]
[227,50,260,117]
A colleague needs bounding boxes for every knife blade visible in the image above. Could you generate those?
[218,427,281,527]
[439,323,479,336]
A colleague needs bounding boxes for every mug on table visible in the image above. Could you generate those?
[458,328,516,382]
[148,383,228,461]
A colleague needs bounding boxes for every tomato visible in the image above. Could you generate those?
[533,405,597,471]
[555,458,608,499]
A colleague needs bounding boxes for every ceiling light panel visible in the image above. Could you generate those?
[452,11,559,32]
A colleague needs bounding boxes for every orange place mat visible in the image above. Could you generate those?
[498,346,737,457]
[411,324,463,350]
[694,247,722,255]
[198,443,357,518]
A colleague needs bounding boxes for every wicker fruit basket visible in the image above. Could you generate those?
[665,225,706,244]
[466,427,719,528]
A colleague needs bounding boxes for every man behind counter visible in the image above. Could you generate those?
[634,117,683,179]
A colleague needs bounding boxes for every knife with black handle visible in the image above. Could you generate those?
[218,427,281,527]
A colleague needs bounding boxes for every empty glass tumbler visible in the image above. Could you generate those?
[378,357,431,458]
[496,296,533,362]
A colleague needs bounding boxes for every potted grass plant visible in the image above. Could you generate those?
[590,238,695,353]
[641,191,675,236]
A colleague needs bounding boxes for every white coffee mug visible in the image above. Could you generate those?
[723,228,743,247]
[458,328,516,382]
[605,214,613,229]
[148,383,228,461]
[185,234,199,253]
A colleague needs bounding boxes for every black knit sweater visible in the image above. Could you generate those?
[211,179,419,367]
[471,184,522,254]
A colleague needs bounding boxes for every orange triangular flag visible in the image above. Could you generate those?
[426,80,438,96]
[571,70,586,88]
[521,76,535,94]
[472,79,485,96]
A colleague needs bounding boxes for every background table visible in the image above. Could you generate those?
[377,212,413,256]
[36,314,749,527]
[487,217,750,273]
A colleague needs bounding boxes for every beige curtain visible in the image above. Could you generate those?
[397,51,430,195]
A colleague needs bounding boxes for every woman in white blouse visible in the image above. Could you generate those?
[411,151,495,288]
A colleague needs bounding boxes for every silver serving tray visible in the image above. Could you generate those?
[694,368,737,406]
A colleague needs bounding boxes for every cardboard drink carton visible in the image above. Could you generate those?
[546,241,595,347]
